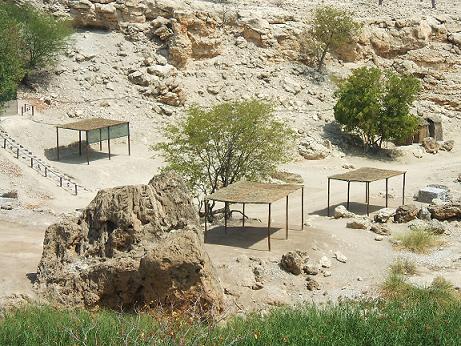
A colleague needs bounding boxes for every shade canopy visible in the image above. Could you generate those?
[57,118,128,131]
[329,167,405,183]
[205,181,303,204]
[55,117,131,164]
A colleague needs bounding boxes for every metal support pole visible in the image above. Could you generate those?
[86,131,90,165]
[268,203,272,251]
[79,131,82,156]
[366,182,370,216]
[32,106,34,116]
[385,178,389,208]
[347,181,351,210]
[44,167,48,177]
[365,183,368,202]
[402,172,406,205]
[59,177,63,187]
[327,178,331,217]
[204,201,208,242]
[107,126,111,160]
[75,184,78,195]
[242,203,245,231]
[16,148,19,159]
[127,123,131,155]
[301,186,304,231]
[286,196,289,240]
[30,158,33,168]
[224,202,228,234]
[99,128,102,151]
[3,138,6,149]
[56,127,60,161]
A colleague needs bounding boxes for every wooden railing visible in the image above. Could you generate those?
[0,128,87,195]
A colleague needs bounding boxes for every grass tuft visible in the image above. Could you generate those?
[395,227,441,253]
[389,258,417,276]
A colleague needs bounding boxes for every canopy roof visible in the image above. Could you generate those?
[206,181,303,204]
[57,118,128,131]
[329,167,405,183]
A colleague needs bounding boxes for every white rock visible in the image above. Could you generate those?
[322,270,332,277]
[374,208,396,223]
[334,205,356,219]
[346,218,370,230]
[319,256,332,268]
[334,251,347,263]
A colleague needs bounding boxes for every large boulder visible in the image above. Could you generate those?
[280,250,309,275]
[374,208,396,223]
[394,204,419,223]
[140,230,222,312]
[422,137,440,154]
[346,218,370,230]
[334,205,356,219]
[36,172,223,314]
[428,203,461,221]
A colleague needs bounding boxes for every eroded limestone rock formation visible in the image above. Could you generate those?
[36,172,223,314]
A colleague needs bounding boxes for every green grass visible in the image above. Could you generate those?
[1,280,461,346]
[395,227,441,253]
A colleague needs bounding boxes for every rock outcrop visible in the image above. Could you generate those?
[428,203,461,221]
[36,172,223,314]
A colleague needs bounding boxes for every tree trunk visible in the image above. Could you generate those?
[317,41,331,72]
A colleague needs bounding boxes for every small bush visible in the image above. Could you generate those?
[389,258,417,276]
[396,227,441,253]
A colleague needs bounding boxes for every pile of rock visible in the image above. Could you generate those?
[279,250,346,291]
[298,135,332,160]
[36,172,223,315]
[0,190,18,210]
[128,66,186,106]
[422,137,455,154]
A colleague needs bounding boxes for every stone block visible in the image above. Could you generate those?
[417,185,448,203]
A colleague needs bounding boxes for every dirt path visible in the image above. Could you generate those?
[0,220,46,299]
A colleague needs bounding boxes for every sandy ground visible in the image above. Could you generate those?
[0,0,460,308]
[1,110,460,310]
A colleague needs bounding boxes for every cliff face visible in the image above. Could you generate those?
[19,0,461,159]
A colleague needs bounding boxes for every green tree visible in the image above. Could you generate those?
[334,67,420,149]
[302,6,361,72]
[0,11,25,107]
[155,100,295,216]
[0,2,72,73]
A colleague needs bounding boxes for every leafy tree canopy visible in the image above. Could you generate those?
[302,6,361,71]
[334,67,421,149]
[0,12,24,106]
[0,2,72,107]
[155,100,295,215]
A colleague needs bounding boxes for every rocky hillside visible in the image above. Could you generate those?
[19,0,461,158]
